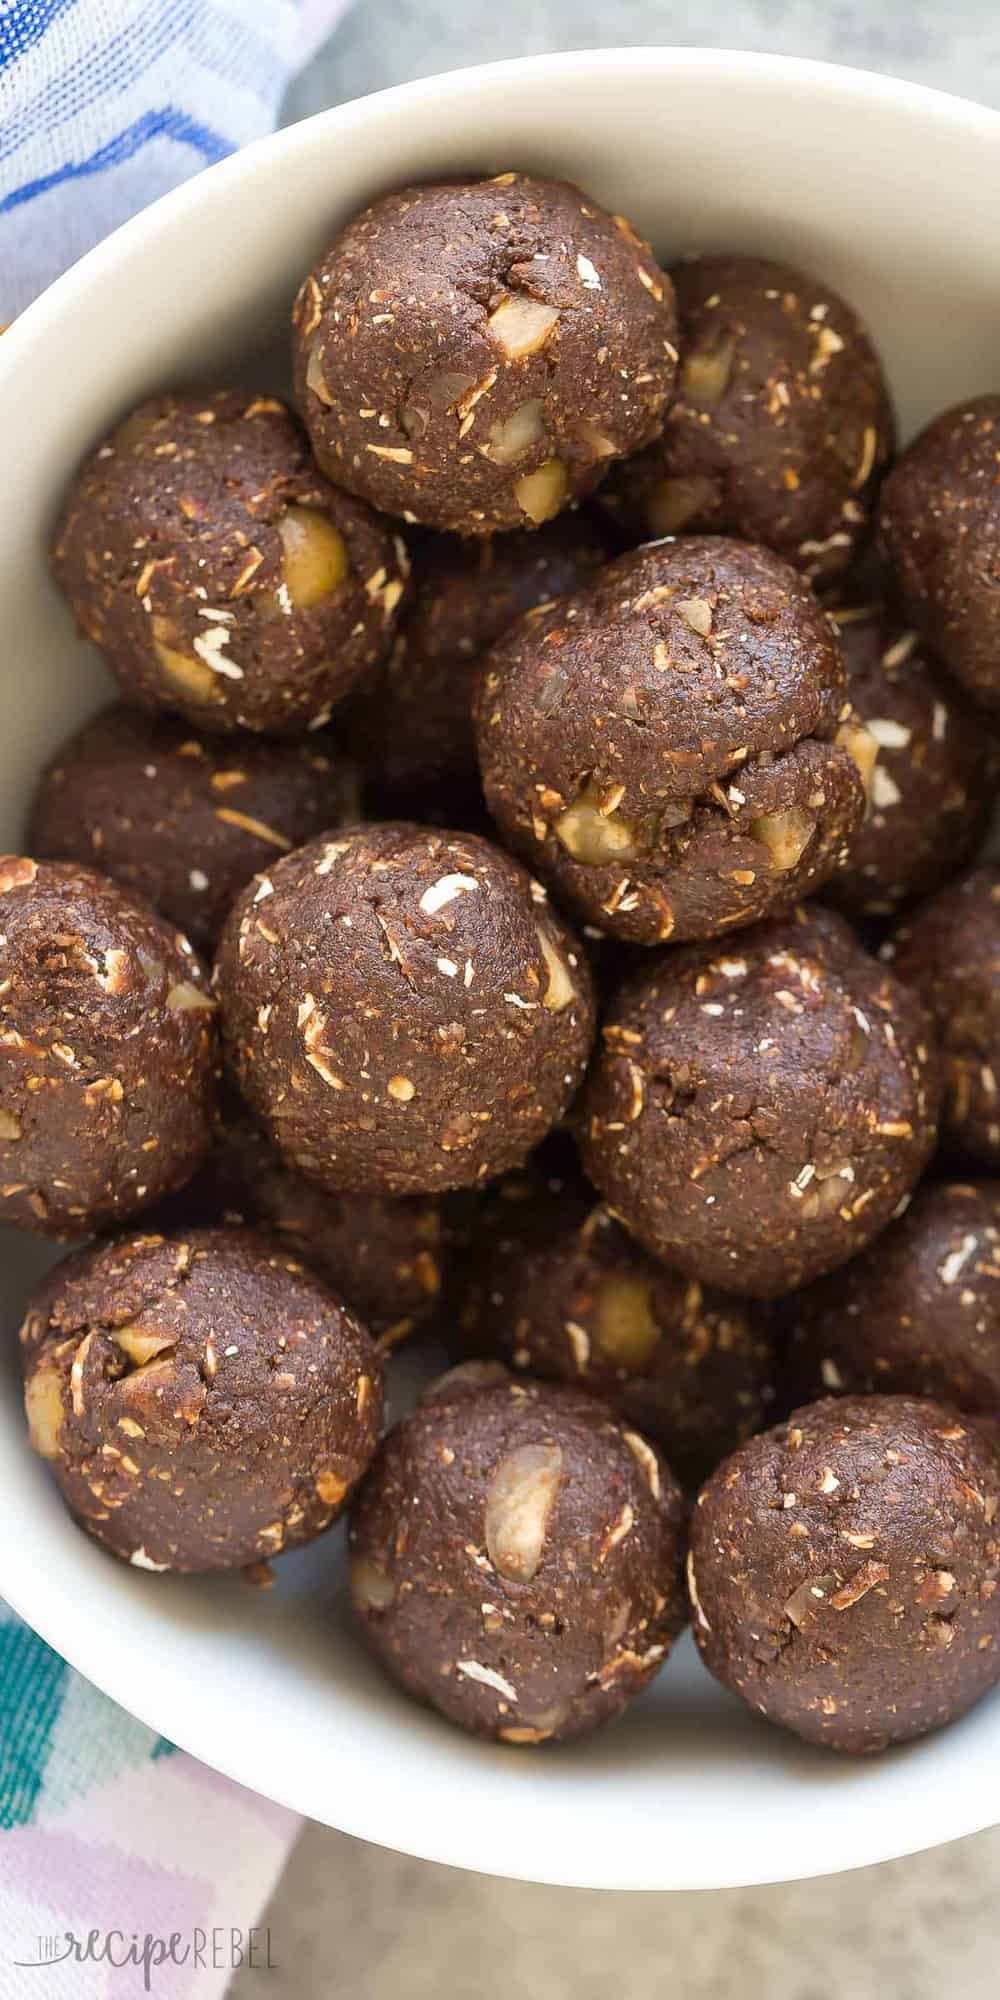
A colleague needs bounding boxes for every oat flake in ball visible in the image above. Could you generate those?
[344,515,607,821]
[217,824,596,1195]
[782,1180,1000,1423]
[0,857,217,1236]
[603,253,894,585]
[21,1227,382,1573]
[292,174,678,536]
[349,1371,687,1743]
[578,904,939,1297]
[878,394,1000,707]
[27,703,360,956]
[688,1396,1000,1753]
[52,387,408,734]
[824,588,994,921]
[476,536,870,945]
[888,866,1000,1167]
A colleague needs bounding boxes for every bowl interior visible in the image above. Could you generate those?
[2,49,1000,1890]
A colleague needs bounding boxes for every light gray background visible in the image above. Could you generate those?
[233,6,1000,1991]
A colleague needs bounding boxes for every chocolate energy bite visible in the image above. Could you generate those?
[688,1396,1000,1753]
[0,857,217,1236]
[20,1227,382,1573]
[475,536,869,945]
[52,387,408,734]
[293,174,677,535]
[344,516,607,820]
[878,395,1000,706]
[27,703,360,956]
[217,825,596,1194]
[349,1372,687,1743]
[456,1179,774,1487]
[887,866,1000,1167]
[182,1103,445,1348]
[603,254,894,585]
[783,1181,1000,1421]
[578,905,939,1297]
[824,589,994,920]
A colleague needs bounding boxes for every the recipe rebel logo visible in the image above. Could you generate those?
[12,1925,278,1989]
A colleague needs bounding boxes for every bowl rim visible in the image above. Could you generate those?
[4,44,1000,1891]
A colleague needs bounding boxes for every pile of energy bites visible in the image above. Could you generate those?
[8,170,1000,1758]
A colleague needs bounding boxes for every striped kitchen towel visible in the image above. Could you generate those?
[0,0,349,319]
[1,2,350,1990]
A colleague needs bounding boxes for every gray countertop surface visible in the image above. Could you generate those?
[235,7,1000,1991]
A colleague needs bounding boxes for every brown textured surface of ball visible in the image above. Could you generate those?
[782,1181,1000,1420]
[292,175,677,535]
[0,857,217,1236]
[349,1371,687,1743]
[176,1103,445,1347]
[52,387,408,733]
[603,254,894,583]
[688,1395,1000,1752]
[344,516,607,819]
[878,394,1000,706]
[27,703,360,954]
[456,1178,774,1487]
[216,824,595,1194]
[20,1226,382,1573]
[578,905,939,1297]
[888,866,1000,1167]
[824,588,994,919]
[475,536,867,945]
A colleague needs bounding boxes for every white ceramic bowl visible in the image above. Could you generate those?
[2,48,1000,1892]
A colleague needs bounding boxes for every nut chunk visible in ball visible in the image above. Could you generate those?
[21,1227,382,1573]
[292,174,677,535]
[476,537,868,946]
[349,1371,687,1743]
[604,254,894,584]
[457,1179,774,1488]
[888,866,1000,1169]
[52,387,408,734]
[688,1396,1000,1753]
[824,586,994,920]
[0,858,217,1236]
[216,825,596,1195]
[782,1181,1000,1424]
[28,703,360,955]
[578,905,939,1297]
[878,395,1000,707]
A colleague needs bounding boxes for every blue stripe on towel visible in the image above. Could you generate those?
[0,0,79,68]
[0,102,231,214]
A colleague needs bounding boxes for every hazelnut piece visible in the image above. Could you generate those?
[483,399,545,466]
[278,507,349,608]
[595,1274,660,1370]
[750,808,815,872]
[484,1442,564,1583]
[645,474,717,536]
[486,296,560,360]
[554,784,642,865]
[514,459,569,524]
[25,1368,65,1460]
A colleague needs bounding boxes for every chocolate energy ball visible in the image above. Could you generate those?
[185,1103,445,1348]
[688,1395,1000,1753]
[456,1180,774,1487]
[0,857,217,1236]
[20,1227,382,1573]
[292,174,677,536]
[344,516,607,819]
[878,395,1000,706]
[887,866,1000,1167]
[475,536,869,945]
[27,703,360,956]
[349,1372,687,1743]
[603,254,894,586]
[824,590,994,920]
[217,825,595,1195]
[578,905,939,1298]
[52,387,408,734]
[782,1181,1000,1422]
